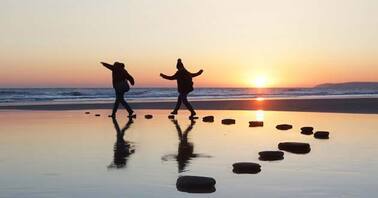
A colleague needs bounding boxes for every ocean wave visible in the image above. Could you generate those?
[1,87,378,104]
[127,90,150,96]
[60,91,84,96]
[0,90,30,95]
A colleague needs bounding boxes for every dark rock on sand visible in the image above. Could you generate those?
[95,114,101,117]
[278,142,311,154]
[300,127,314,135]
[145,114,153,119]
[276,124,293,130]
[249,121,263,127]
[232,162,261,174]
[176,176,216,193]
[168,115,175,119]
[222,119,236,125]
[202,116,214,122]
[301,127,313,132]
[85,112,90,114]
[314,131,329,139]
[301,131,313,135]
[258,151,284,161]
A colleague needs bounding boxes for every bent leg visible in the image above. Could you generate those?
[112,91,122,116]
[118,91,133,114]
[172,94,182,114]
[120,98,133,114]
[182,93,195,115]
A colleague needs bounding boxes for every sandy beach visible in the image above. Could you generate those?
[0,109,377,197]
[1,98,378,114]
[2,0,378,197]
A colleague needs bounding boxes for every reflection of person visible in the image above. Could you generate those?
[162,119,211,173]
[160,59,203,119]
[108,117,135,169]
[101,61,135,118]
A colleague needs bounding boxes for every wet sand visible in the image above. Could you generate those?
[0,109,377,197]
[1,98,378,114]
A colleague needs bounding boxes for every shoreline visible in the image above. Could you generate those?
[1,98,378,114]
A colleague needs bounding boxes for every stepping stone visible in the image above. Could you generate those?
[301,131,313,135]
[314,131,329,139]
[168,115,175,119]
[176,176,216,193]
[278,142,311,154]
[258,151,284,161]
[222,119,236,125]
[202,116,214,122]
[301,127,313,132]
[249,121,263,127]
[300,127,314,135]
[85,112,90,114]
[190,116,199,120]
[232,162,261,174]
[145,114,153,119]
[276,124,293,130]
[95,114,101,117]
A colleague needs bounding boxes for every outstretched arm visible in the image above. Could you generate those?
[190,69,203,77]
[160,73,177,80]
[101,62,113,70]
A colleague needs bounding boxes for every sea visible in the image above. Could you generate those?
[1,87,378,105]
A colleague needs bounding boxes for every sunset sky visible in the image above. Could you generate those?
[1,0,377,88]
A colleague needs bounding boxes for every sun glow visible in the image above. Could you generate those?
[252,76,268,88]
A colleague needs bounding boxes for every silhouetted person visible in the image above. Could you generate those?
[162,119,210,173]
[160,59,203,119]
[108,117,135,169]
[101,61,135,118]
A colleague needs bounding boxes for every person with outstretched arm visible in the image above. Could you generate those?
[160,58,203,119]
[101,61,135,118]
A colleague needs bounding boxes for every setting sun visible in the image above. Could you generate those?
[252,76,268,88]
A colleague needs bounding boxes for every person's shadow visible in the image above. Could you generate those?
[108,117,135,169]
[162,119,211,173]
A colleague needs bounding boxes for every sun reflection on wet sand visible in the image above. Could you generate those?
[255,110,265,121]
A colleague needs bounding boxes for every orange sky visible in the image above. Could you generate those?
[1,0,377,88]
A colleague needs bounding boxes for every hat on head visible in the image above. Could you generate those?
[114,62,125,68]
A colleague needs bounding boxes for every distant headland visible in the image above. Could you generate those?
[315,82,378,89]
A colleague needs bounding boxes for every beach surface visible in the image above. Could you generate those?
[1,98,378,114]
[0,109,377,197]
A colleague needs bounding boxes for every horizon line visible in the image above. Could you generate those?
[1,81,377,89]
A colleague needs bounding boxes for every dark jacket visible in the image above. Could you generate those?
[175,69,194,93]
[164,69,201,94]
[102,62,134,91]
